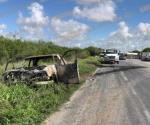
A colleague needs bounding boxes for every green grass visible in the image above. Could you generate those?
[0,56,100,125]
[0,83,80,125]
[79,56,101,74]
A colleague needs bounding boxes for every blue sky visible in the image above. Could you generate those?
[0,0,150,50]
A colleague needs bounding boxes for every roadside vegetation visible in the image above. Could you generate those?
[0,37,101,125]
[142,48,150,52]
[79,56,101,79]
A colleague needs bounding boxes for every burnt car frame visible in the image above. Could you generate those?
[2,50,80,85]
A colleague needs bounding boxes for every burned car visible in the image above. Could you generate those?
[2,50,80,85]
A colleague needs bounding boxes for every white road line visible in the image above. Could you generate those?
[128,83,150,123]
[144,110,150,123]
[136,94,150,124]
[120,71,137,95]
[131,87,137,95]
[121,60,150,124]
[120,71,128,82]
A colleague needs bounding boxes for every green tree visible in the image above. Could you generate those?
[143,48,150,52]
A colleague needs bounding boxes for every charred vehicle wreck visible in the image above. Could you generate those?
[2,50,80,85]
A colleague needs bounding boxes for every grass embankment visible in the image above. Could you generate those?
[79,56,100,75]
[0,56,100,125]
[79,56,101,81]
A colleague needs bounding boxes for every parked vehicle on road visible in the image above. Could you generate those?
[126,52,139,59]
[103,49,120,64]
[119,53,127,60]
[141,52,150,61]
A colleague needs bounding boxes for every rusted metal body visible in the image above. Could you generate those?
[2,50,80,85]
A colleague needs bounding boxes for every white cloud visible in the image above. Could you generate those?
[17,2,49,39]
[73,0,116,22]
[109,21,132,39]
[51,17,89,42]
[0,0,7,3]
[99,22,150,51]
[0,24,7,34]
[0,24,7,30]
[138,22,150,35]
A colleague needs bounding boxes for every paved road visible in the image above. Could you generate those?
[43,59,150,125]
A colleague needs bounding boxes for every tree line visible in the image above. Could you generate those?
[0,36,102,64]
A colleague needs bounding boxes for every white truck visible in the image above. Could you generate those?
[103,49,120,64]
[141,52,150,61]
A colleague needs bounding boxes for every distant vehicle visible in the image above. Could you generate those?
[126,52,139,59]
[2,50,80,85]
[119,53,127,60]
[103,49,120,64]
[141,52,150,61]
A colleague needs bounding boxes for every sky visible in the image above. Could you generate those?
[0,0,150,51]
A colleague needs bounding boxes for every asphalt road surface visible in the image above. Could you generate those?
[43,59,150,125]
